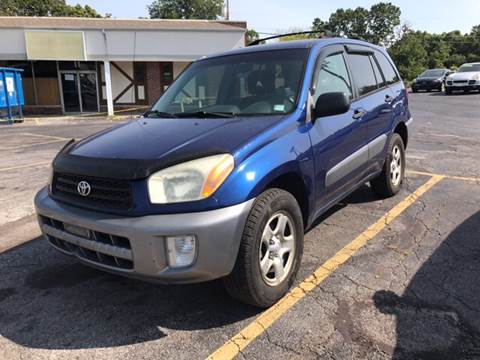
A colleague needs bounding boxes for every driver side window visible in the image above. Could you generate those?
[313,53,352,102]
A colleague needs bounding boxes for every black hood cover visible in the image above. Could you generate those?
[53,116,280,180]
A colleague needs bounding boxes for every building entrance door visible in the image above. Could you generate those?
[61,73,80,112]
[60,71,99,113]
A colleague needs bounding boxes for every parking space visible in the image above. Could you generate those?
[0,92,479,360]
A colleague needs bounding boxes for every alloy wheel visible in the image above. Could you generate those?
[390,145,402,187]
[259,212,296,286]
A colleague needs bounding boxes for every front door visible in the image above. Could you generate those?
[60,71,99,113]
[79,73,98,112]
[308,46,368,215]
[61,73,80,112]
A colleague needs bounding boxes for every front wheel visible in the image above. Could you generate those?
[371,133,405,197]
[223,189,304,308]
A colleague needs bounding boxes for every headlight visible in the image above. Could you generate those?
[148,154,234,204]
[472,74,480,81]
[412,78,417,83]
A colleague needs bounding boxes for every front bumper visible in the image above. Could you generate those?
[412,82,442,90]
[34,187,254,284]
[446,85,480,91]
[446,81,480,91]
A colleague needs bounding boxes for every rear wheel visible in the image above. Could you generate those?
[371,133,405,197]
[224,189,304,308]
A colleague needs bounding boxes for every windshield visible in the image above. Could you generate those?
[150,49,308,118]
[421,69,445,77]
[458,64,480,73]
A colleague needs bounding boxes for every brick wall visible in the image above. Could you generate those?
[146,62,161,105]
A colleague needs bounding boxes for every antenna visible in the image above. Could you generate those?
[248,30,333,46]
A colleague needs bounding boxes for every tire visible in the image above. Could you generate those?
[370,133,405,198]
[223,188,304,308]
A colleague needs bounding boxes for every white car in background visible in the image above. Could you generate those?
[445,63,480,95]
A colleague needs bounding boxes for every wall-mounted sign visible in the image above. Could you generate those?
[25,30,86,61]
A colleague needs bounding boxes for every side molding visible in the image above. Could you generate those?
[325,134,387,188]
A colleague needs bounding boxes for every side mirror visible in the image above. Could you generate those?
[314,92,351,119]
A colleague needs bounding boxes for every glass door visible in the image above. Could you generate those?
[61,73,80,112]
[79,73,98,112]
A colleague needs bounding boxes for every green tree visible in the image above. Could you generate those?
[65,4,102,18]
[0,0,102,17]
[311,17,330,37]
[246,29,259,44]
[368,2,401,45]
[148,0,224,20]
[388,31,428,80]
[312,2,400,46]
[328,7,369,39]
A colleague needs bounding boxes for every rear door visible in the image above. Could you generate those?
[308,45,369,214]
[345,46,395,174]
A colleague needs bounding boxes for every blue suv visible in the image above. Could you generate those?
[35,38,412,307]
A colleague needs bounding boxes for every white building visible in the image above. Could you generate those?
[0,17,246,115]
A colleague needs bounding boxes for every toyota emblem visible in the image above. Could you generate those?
[77,181,91,197]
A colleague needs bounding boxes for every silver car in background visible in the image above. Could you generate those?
[445,63,480,94]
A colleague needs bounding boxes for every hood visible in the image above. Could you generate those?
[53,116,281,179]
[450,72,479,81]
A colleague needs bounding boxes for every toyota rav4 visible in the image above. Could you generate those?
[35,38,412,307]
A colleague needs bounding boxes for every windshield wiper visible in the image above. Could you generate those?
[143,110,178,118]
[174,111,237,118]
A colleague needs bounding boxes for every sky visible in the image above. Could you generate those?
[67,0,480,35]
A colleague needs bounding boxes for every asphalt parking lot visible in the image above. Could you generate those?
[0,91,479,360]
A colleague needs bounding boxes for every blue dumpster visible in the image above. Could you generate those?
[0,67,24,124]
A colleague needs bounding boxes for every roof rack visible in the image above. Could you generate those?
[248,30,333,46]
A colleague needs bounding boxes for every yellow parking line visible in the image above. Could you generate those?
[20,132,70,141]
[407,170,479,183]
[0,161,50,172]
[0,139,67,151]
[207,175,444,360]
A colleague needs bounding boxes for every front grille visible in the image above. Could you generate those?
[468,80,477,85]
[454,80,468,84]
[41,215,133,270]
[52,172,132,211]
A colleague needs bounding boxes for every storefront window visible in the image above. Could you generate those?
[59,61,96,71]
[33,61,57,77]
[162,63,173,85]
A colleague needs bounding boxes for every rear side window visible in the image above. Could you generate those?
[313,52,353,101]
[348,54,378,97]
[375,51,400,85]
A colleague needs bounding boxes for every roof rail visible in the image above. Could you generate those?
[248,30,333,46]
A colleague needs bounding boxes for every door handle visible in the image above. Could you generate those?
[352,109,366,120]
[385,95,394,103]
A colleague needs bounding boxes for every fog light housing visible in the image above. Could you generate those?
[166,235,196,268]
